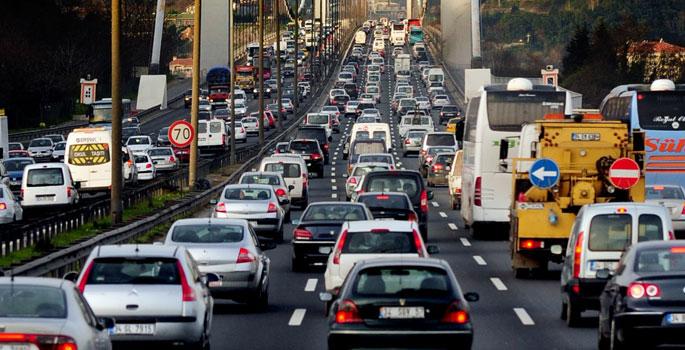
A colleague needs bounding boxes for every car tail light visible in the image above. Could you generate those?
[78,261,95,293]
[176,260,196,301]
[333,229,348,264]
[66,186,73,198]
[294,228,313,240]
[311,153,322,160]
[572,231,583,279]
[432,164,443,171]
[237,247,256,264]
[0,203,6,210]
[420,190,428,213]
[323,143,330,151]
[348,177,357,185]
[441,301,469,324]
[335,299,363,324]
[241,127,246,133]
[302,173,308,187]
[267,202,278,213]
[474,177,482,207]
[405,139,411,144]
[169,156,176,162]
[215,202,227,213]
[669,231,676,240]
[0,334,78,350]
[413,229,425,257]
[519,239,544,250]
[628,282,661,299]
[425,156,433,164]
[146,163,152,169]
[275,188,287,197]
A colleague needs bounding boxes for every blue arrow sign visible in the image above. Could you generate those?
[529,158,560,189]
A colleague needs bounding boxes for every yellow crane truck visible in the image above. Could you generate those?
[501,112,645,278]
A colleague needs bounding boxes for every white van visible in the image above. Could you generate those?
[372,39,385,52]
[21,163,79,207]
[354,31,367,45]
[304,113,332,138]
[399,115,434,137]
[560,203,673,326]
[460,79,575,237]
[198,119,229,152]
[65,128,116,193]
[259,156,309,207]
[427,68,445,87]
[350,123,392,152]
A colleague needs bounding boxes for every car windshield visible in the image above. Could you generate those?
[223,188,272,200]
[342,231,418,254]
[3,159,33,172]
[358,155,391,164]
[647,186,685,200]
[53,143,66,151]
[264,163,301,178]
[241,175,281,185]
[302,205,366,221]
[171,224,244,243]
[86,258,180,285]
[9,144,22,151]
[27,168,64,187]
[148,148,172,156]
[0,285,66,318]
[322,107,338,112]
[243,118,257,123]
[366,176,420,197]
[358,194,409,210]
[29,139,51,147]
[127,137,149,145]
[352,267,450,297]
[635,247,685,273]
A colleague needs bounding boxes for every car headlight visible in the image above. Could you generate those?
[266,88,271,93]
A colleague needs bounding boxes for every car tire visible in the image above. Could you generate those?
[470,223,484,240]
[565,299,582,327]
[291,257,305,272]
[276,224,284,243]
[248,283,269,311]
[610,319,625,350]
[598,319,610,350]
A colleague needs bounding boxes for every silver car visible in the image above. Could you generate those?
[147,147,179,171]
[52,141,67,161]
[164,218,275,309]
[238,171,293,219]
[76,244,213,348]
[345,162,391,200]
[0,277,112,350]
[27,138,54,160]
[0,183,23,223]
[402,129,428,156]
[213,184,286,241]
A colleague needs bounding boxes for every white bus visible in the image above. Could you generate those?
[460,78,575,238]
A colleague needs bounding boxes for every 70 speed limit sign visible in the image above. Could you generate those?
[168,120,194,148]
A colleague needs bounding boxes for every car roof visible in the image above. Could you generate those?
[171,218,249,227]
[0,277,73,289]
[224,183,273,190]
[355,257,449,270]
[584,202,665,210]
[95,244,181,258]
[345,220,416,232]
[307,201,365,207]
[632,240,685,251]
[359,153,392,157]
[354,162,390,168]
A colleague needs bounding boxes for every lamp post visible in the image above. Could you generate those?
[110,0,123,223]
[258,0,265,145]
[189,0,201,187]
[230,0,236,164]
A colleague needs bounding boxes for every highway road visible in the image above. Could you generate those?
[177,44,600,350]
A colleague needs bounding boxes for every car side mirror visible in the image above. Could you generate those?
[319,292,333,302]
[596,268,612,280]
[259,240,277,251]
[464,292,480,302]
[291,218,300,225]
[280,199,290,205]
[427,245,439,254]
[427,191,434,200]
[209,199,218,205]
[288,185,295,191]
[203,273,220,286]
[73,182,81,190]
[63,271,79,282]
[97,317,115,331]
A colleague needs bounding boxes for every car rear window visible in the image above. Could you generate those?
[635,247,685,273]
[352,141,386,155]
[241,175,281,185]
[435,154,452,164]
[353,267,450,296]
[0,285,66,319]
[302,205,366,221]
[647,186,685,200]
[3,159,33,172]
[358,194,410,210]
[264,162,301,178]
[224,188,272,200]
[352,165,389,176]
[172,224,244,243]
[358,155,391,164]
[148,149,172,156]
[27,168,64,187]
[342,231,418,254]
[588,214,631,251]
[296,128,327,143]
[426,134,456,146]
[637,214,663,242]
[307,114,329,125]
[290,141,319,153]
[134,155,150,164]
[87,258,180,285]
[366,175,420,198]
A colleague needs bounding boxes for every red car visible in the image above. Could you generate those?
[264,110,276,128]
[173,147,190,163]
[9,150,30,158]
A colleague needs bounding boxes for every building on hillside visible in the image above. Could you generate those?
[169,57,193,78]
[627,39,685,83]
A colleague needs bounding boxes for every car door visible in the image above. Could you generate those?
[249,226,269,287]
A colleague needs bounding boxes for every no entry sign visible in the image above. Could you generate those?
[608,158,640,190]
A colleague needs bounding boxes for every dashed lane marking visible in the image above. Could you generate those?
[331,179,336,183]
[439,211,447,218]
[304,279,318,292]
[332,193,338,198]
[332,186,337,191]
[473,255,487,266]
[513,308,535,326]
[459,237,471,246]
[431,201,439,207]
[288,309,307,326]
[490,278,508,291]
[448,223,458,231]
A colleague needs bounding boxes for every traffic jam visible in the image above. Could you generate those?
[3,15,685,350]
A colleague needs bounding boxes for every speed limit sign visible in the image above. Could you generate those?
[168,120,194,148]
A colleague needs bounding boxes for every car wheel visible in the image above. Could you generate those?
[565,299,582,327]
[470,223,484,240]
[317,169,324,178]
[276,224,284,243]
[598,317,610,350]
[610,319,625,350]
[291,257,305,272]
[248,283,269,311]
[450,196,457,210]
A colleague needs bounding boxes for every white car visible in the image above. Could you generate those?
[360,109,381,122]
[241,117,259,134]
[324,220,432,294]
[21,163,79,207]
[134,153,156,180]
[345,162,390,200]
[0,183,23,223]
[432,94,451,109]
[126,135,153,154]
[356,153,395,170]
[147,147,178,171]
[259,155,309,208]
[51,141,67,161]
[230,100,248,118]
[27,138,54,160]
[233,121,248,142]
[415,96,432,111]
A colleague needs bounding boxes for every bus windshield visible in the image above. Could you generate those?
[636,91,685,131]
[486,91,566,132]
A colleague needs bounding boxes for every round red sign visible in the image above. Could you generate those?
[608,158,641,190]
[168,120,194,148]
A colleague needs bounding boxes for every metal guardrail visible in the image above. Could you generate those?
[10,31,356,277]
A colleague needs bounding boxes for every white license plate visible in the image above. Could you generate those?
[0,345,32,350]
[667,313,685,324]
[379,306,425,319]
[590,261,618,271]
[113,323,155,335]
[303,156,310,160]
[209,281,222,287]
[318,246,332,254]
[36,196,53,202]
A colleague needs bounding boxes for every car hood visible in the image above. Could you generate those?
[28,147,51,152]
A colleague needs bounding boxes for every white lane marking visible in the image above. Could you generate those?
[332,193,338,198]
[304,278,318,292]
[332,186,337,190]
[332,161,336,165]
[288,309,307,326]
[332,172,336,177]
[473,255,487,266]
[448,223,458,231]
[490,277,508,291]
[401,167,406,170]
[331,179,336,183]
[431,201,439,207]
[439,211,447,218]
[333,157,337,161]
[459,237,471,246]
[334,152,339,155]
[513,308,535,326]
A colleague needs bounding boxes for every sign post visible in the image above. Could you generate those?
[608,158,641,190]
[79,78,98,105]
[168,120,195,149]
[529,158,560,189]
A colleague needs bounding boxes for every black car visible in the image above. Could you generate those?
[252,85,272,99]
[323,258,478,350]
[357,170,433,240]
[343,83,359,99]
[157,126,170,146]
[331,95,350,110]
[597,241,685,349]
[183,89,192,108]
[121,126,140,143]
[289,139,325,178]
[291,202,372,271]
[439,105,460,124]
[295,126,331,164]
[355,192,418,222]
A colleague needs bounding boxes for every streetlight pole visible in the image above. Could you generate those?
[310,0,315,79]
[230,0,236,164]
[258,0,265,145]
[189,0,201,186]
[275,0,283,130]
[110,0,123,224]
[293,0,300,109]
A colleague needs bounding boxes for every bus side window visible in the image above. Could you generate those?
[464,97,480,142]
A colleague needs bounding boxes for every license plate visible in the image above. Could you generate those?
[209,281,222,287]
[36,196,53,202]
[379,306,425,319]
[318,246,332,254]
[113,323,155,335]
[666,313,685,324]
[589,260,618,271]
[0,345,32,350]
[572,133,601,141]
[303,156,311,160]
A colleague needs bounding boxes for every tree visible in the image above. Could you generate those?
[562,25,590,77]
